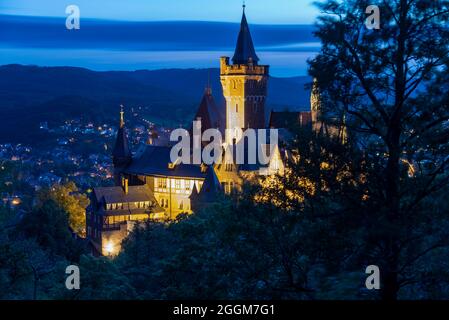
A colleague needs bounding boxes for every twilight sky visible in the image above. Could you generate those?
[0,0,319,24]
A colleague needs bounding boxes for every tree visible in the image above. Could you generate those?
[38,182,89,237]
[55,255,136,300]
[17,200,87,262]
[0,208,63,300]
[309,0,449,299]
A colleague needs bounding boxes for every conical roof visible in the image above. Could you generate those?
[196,166,222,203]
[112,106,131,165]
[232,7,259,65]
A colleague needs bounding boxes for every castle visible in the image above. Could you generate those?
[86,6,330,256]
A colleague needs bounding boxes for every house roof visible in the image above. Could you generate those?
[124,145,206,179]
[192,87,224,134]
[94,185,156,204]
[232,8,259,65]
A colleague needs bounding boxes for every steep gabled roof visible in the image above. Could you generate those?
[196,166,222,203]
[112,126,131,160]
[94,185,155,205]
[189,183,199,201]
[232,7,259,65]
[124,145,206,179]
[93,185,164,215]
[193,87,223,132]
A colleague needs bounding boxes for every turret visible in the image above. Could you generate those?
[112,105,132,185]
[220,5,269,145]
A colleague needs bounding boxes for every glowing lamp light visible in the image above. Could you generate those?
[105,242,114,255]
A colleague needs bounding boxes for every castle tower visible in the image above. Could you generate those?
[220,5,269,144]
[112,105,132,185]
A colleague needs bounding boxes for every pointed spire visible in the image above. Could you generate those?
[232,4,259,65]
[196,166,222,203]
[206,69,211,95]
[189,183,199,200]
[119,104,125,128]
[113,105,131,167]
[205,70,212,96]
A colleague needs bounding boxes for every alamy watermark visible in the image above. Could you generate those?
[365,265,380,290]
[365,5,380,29]
[65,265,80,290]
[170,121,279,168]
[65,5,80,30]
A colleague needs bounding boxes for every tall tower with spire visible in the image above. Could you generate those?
[112,105,132,185]
[220,4,269,144]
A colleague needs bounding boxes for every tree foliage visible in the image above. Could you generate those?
[308,0,449,299]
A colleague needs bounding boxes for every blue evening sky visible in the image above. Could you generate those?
[0,0,319,24]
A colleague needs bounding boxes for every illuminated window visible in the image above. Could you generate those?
[160,198,168,208]
[175,179,181,190]
[158,178,167,189]
[222,181,233,194]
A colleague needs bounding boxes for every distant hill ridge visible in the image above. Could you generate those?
[0,64,311,143]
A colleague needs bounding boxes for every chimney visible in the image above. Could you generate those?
[122,177,129,194]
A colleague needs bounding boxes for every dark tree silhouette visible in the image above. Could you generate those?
[309,0,449,300]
